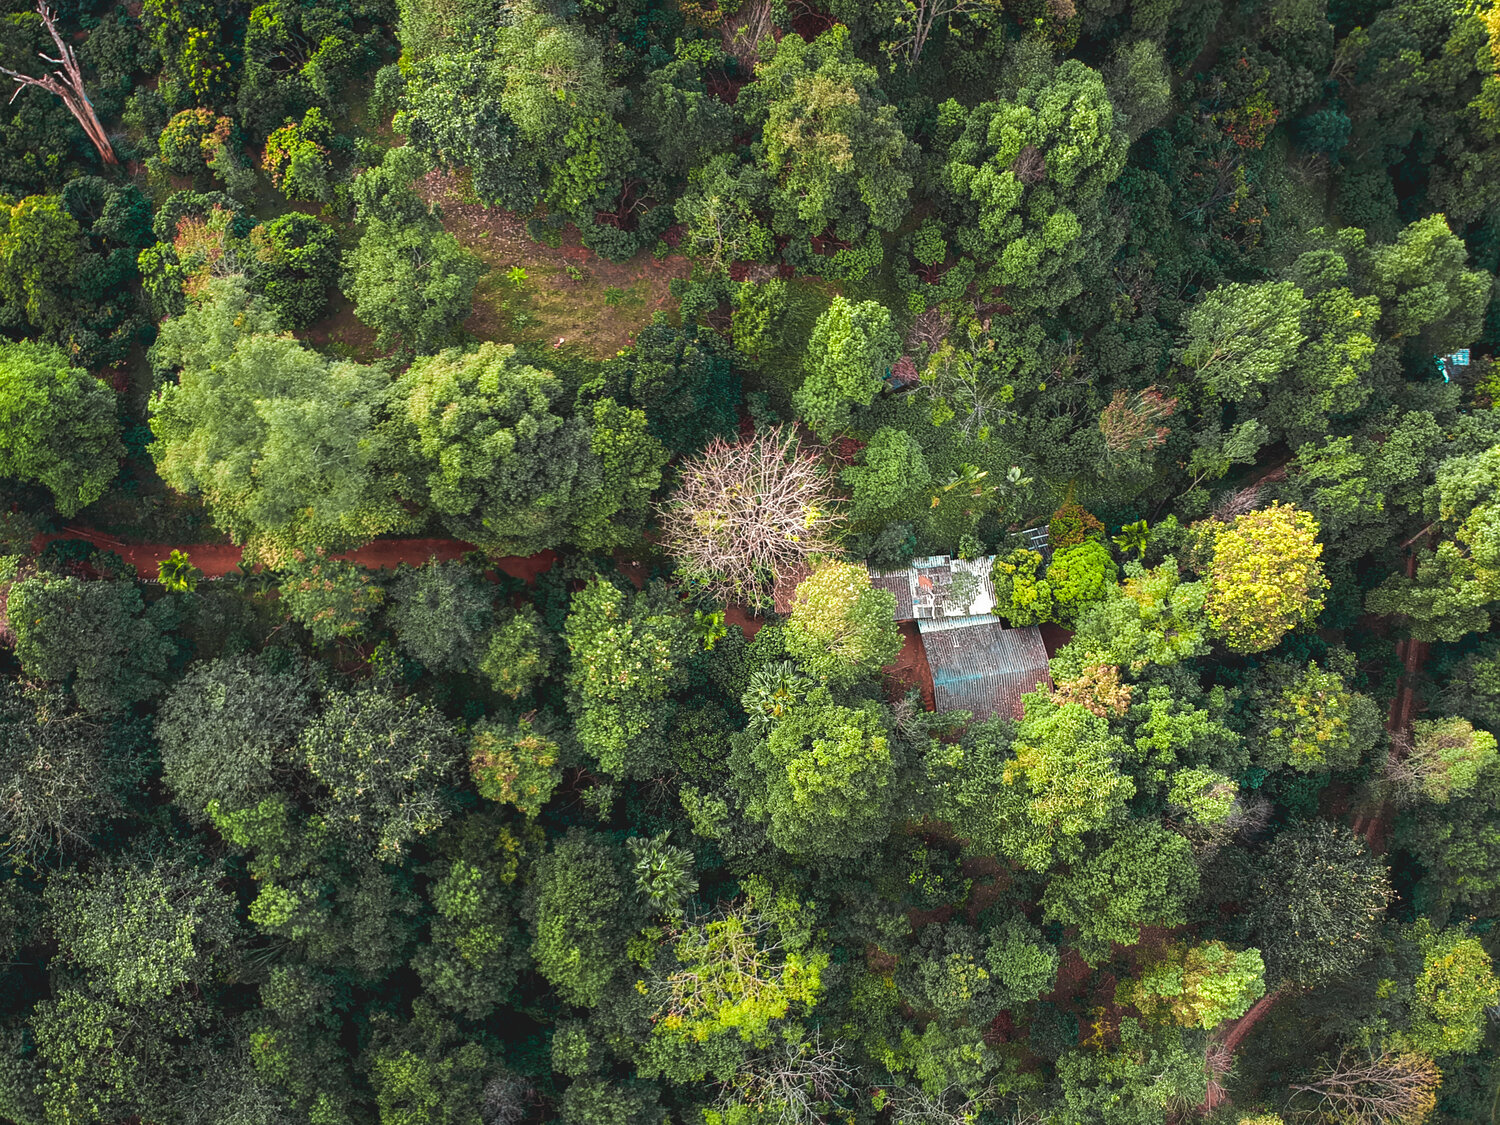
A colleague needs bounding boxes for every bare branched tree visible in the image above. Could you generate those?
[0,2,116,165]
[874,1082,1014,1125]
[658,426,842,611]
[720,1032,855,1125]
[1289,1050,1441,1125]
[722,0,775,71]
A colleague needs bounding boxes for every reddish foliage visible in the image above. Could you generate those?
[985,1010,1016,1046]
[830,436,866,464]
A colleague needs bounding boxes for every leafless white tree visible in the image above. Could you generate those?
[0,2,116,165]
[658,425,842,611]
[1289,1050,1441,1125]
[719,1033,855,1125]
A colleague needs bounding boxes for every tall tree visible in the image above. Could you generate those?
[795,297,901,440]
[738,27,917,272]
[935,56,1127,312]
[148,279,410,564]
[745,688,898,860]
[1205,503,1329,653]
[387,342,665,555]
[0,340,122,516]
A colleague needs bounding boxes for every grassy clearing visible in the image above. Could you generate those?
[417,172,692,360]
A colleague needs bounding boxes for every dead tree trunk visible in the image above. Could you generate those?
[0,2,116,165]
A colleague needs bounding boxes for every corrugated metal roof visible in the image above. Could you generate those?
[870,571,914,621]
[922,622,1051,720]
[874,556,998,622]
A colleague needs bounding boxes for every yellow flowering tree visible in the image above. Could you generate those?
[1206,502,1328,652]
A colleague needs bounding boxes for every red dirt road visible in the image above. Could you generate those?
[33,527,557,584]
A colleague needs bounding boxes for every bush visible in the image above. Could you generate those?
[990,549,1053,625]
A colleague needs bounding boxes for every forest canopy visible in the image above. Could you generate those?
[1,0,1499,1124]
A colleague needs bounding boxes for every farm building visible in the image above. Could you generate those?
[871,553,1052,720]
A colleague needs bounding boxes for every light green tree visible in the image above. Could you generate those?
[343,217,483,357]
[0,340,123,516]
[1042,823,1199,962]
[990,548,1054,626]
[46,853,239,1006]
[469,717,563,820]
[997,696,1134,870]
[479,605,553,699]
[794,297,901,439]
[1117,941,1266,1029]
[1250,660,1383,773]
[0,194,79,334]
[149,279,409,564]
[1395,921,1500,1056]
[1364,214,1490,350]
[1391,716,1499,804]
[841,427,931,525]
[1177,281,1309,402]
[747,688,897,860]
[528,830,629,1008]
[1049,559,1210,679]
[936,58,1127,312]
[389,343,665,555]
[783,559,903,685]
[1368,443,1500,641]
[1053,1019,1208,1125]
[739,27,917,257]
[564,578,693,779]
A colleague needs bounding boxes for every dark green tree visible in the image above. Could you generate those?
[6,573,174,714]
[1249,821,1393,987]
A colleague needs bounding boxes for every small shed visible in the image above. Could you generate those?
[920,617,1052,720]
[871,554,1052,720]
[872,555,998,623]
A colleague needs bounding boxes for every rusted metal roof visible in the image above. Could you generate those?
[920,621,1052,720]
